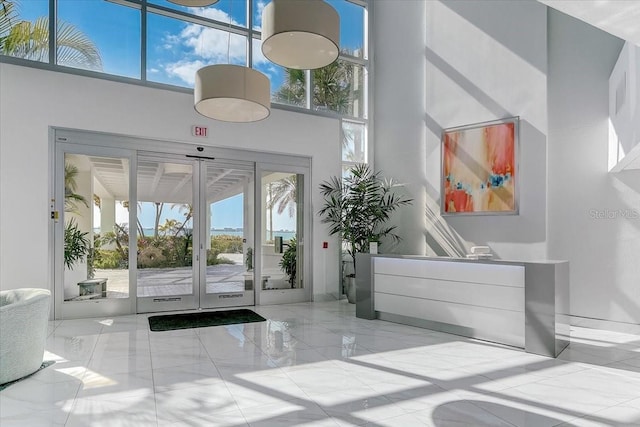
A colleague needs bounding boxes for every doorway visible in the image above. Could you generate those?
[135,155,255,313]
[52,129,312,319]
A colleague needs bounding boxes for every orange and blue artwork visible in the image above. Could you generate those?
[442,118,518,214]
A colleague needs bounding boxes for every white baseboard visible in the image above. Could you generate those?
[570,315,640,335]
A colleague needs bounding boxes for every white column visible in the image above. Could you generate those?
[100,197,116,250]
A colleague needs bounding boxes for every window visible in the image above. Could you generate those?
[2,0,369,163]
[252,38,306,107]
[1,0,368,116]
[147,11,247,87]
[57,0,141,78]
[0,0,49,63]
[314,60,365,118]
[150,0,248,28]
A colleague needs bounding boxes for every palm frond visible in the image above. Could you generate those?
[1,8,102,71]
[317,163,414,274]
[56,20,102,70]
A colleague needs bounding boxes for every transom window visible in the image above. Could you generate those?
[0,0,368,120]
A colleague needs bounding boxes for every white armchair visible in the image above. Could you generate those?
[0,288,51,385]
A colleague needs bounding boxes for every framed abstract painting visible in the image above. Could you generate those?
[441,117,519,215]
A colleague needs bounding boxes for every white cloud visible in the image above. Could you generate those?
[189,7,238,24]
[160,7,250,85]
[254,1,266,31]
[165,59,206,86]
[252,38,269,65]
[182,26,246,63]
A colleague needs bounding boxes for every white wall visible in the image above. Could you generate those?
[373,0,638,327]
[547,11,640,325]
[374,0,548,261]
[0,64,341,300]
[607,42,640,172]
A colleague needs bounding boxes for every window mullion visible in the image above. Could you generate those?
[141,1,147,82]
[49,0,56,64]
[306,69,312,110]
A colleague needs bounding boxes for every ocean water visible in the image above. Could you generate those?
[95,228,296,240]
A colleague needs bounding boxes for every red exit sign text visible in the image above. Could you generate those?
[192,126,208,137]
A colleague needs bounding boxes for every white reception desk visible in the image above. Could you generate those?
[355,254,569,358]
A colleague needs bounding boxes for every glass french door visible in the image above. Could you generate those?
[54,143,136,319]
[256,164,310,305]
[53,129,312,319]
[136,155,254,313]
[200,160,255,308]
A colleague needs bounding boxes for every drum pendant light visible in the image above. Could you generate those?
[194,64,271,123]
[261,0,340,70]
[193,0,271,123]
[167,0,220,7]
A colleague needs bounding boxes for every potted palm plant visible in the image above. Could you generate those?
[279,236,297,288]
[318,164,413,303]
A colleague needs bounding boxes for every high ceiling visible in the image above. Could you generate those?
[539,0,640,46]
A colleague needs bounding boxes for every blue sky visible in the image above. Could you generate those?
[14,0,361,231]
[17,0,365,91]
[103,193,297,231]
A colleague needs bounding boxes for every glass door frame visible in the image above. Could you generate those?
[255,162,312,305]
[199,159,256,309]
[135,155,257,313]
[51,128,313,319]
[53,141,137,319]
[135,153,199,313]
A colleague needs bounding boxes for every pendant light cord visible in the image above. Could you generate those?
[226,0,232,64]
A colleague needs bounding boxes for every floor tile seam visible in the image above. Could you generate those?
[235,390,336,427]
[6,401,74,426]
[602,352,640,366]
[606,393,640,410]
[75,387,156,404]
[567,350,640,365]
[147,369,160,427]
[74,326,106,399]
[47,321,62,338]
[318,393,423,422]
[473,384,628,423]
[193,329,259,423]
[195,372,262,426]
[196,326,269,364]
[538,362,640,388]
[551,399,640,427]
[91,349,152,360]
[587,363,640,384]
[454,397,521,427]
[462,361,600,385]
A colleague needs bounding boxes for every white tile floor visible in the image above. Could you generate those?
[2,301,640,426]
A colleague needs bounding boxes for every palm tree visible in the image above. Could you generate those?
[267,175,297,217]
[273,68,306,106]
[0,0,17,39]
[171,203,193,237]
[158,218,179,236]
[313,60,352,114]
[153,202,164,239]
[266,175,297,242]
[121,200,145,238]
[318,164,413,275]
[64,162,88,213]
[0,0,102,70]
[273,55,358,116]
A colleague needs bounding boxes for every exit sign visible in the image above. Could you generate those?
[192,125,208,137]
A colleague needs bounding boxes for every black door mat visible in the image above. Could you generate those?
[148,309,266,332]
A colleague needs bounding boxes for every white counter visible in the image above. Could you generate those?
[355,254,570,358]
